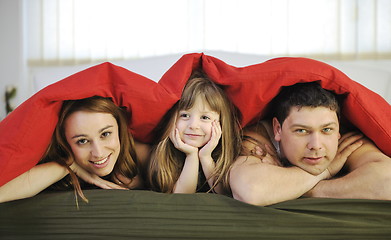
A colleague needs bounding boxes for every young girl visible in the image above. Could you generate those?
[0,96,150,203]
[148,72,241,194]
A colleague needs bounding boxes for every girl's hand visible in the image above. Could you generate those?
[324,132,363,179]
[69,162,127,190]
[199,121,222,159]
[170,127,198,155]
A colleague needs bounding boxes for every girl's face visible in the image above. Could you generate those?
[175,96,220,148]
[64,111,121,176]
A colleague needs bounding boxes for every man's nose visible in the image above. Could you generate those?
[307,133,323,150]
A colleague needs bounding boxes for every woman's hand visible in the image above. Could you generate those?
[324,132,364,178]
[69,162,126,190]
[199,120,222,159]
[256,144,282,166]
[170,127,198,155]
[114,174,144,189]
[242,135,282,166]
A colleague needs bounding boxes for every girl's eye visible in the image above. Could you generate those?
[179,113,189,118]
[101,131,112,138]
[76,139,88,145]
[201,115,211,120]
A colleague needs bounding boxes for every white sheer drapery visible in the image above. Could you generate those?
[25,0,391,66]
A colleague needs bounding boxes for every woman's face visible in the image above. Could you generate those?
[64,111,121,176]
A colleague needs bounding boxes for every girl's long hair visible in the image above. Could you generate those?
[41,96,138,202]
[148,72,242,194]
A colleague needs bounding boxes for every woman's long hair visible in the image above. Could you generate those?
[41,96,138,202]
[148,73,242,194]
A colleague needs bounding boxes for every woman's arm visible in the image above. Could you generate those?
[0,161,69,203]
[0,160,126,203]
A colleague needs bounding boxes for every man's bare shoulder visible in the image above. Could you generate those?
[346,138,391,169]
[233,155,263,167]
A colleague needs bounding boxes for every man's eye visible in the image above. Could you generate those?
[322,128,332,133]
[295,129,307,134]
[76,139,88,145]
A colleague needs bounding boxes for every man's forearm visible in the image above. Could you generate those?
[230,157,330,206]
[307,160,391,199]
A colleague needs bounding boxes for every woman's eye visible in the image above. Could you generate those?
[76,139,88,145]
[101,131,112,138]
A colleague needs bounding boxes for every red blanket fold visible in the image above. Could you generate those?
[0,53,389,186]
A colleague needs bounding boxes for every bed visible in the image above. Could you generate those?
[1,189,391,239]
[1,52,390,239]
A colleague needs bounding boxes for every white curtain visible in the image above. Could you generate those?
[25,0,391,66]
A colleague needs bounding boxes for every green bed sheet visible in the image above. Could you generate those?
[1,189,390,239]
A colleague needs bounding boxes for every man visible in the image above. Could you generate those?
[230,82,391,206]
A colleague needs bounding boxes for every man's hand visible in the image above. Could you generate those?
[325,132,364,178]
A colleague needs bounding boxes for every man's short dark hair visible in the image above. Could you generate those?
[270,82,340,125]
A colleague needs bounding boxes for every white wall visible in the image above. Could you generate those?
[0,0,30,120]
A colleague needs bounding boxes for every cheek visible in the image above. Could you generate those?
[71,148,86,163]
[203,124,213,135]
[175,121,185,131]
[330,137,339,155]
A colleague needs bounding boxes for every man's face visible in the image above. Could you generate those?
[273,106,340,175]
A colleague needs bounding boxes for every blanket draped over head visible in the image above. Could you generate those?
[0,53,390,186]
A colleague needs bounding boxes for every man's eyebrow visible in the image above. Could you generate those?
[321,122,339,127]
[290,122,338,129]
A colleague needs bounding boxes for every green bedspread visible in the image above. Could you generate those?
[1,189,390,239]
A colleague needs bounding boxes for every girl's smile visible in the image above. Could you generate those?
[176,97,220,148]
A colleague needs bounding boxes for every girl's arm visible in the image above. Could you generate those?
[170,128,200,193]
[199,121,223,193]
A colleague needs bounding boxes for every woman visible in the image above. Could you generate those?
[0,96,150,203]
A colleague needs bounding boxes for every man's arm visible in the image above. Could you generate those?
[230,156,330,206]
[230,131,362,206]
[306,139,391,200]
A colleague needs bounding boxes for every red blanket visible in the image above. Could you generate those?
[0,53,389,186]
